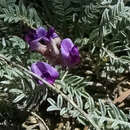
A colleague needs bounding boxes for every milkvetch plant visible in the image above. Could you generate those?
[0,0,130,130]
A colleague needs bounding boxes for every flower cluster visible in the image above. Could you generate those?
[25,27,80,85]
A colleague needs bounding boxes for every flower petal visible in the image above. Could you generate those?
[25,29,41,51]
[29,41,41,51]
[25,29,36,44]
[70,45,80,65]
[37,62,59,79]
[36,27,47,38]
[60,38,74,66]
[61,38,74,53]
[52,32,59,39]
[47,27,55,37]
[31,62,59,85]
[31,62,43,85]
[47,27,59,39]
[43,27,59,43]
[60,38,80,67]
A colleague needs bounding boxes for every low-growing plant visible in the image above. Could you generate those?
[0,0,130,129]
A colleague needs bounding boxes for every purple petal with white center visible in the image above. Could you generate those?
[31,62,59,85]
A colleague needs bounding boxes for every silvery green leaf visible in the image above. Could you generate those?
[76,94,83,109]
[88,96,95,112]
[9,89,23,94]
[84,102,89,110]
[67,102,73,110]
[47,98,56,106]
[47,106,60,112]
[57,95,63,108]
[98,99,106,116]
[13,93,25,103]
[70,110,80,118]
[77,115,87,126]
[111,121,118,128]
[4,74,13,80]
[0,80,11,84]
[60,107,68,116]
[98,117,106,127]
[2,37,6,47]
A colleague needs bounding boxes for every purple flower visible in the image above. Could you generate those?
[25,29,38,50]
[25,27,59,50]
[47,27,59,39]
[60,38,80,67]
[31,62,59,85]
[25,27,47,51]
[42,27,59,43]
[36,27,47,38]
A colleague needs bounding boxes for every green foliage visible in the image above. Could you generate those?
[37,0,85,38]
[0,0,46,122]
[0,54,47,111]
[0,0,130,129]
[75,0,130,77]
[47,72,130,129]
[0,0,42,27]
